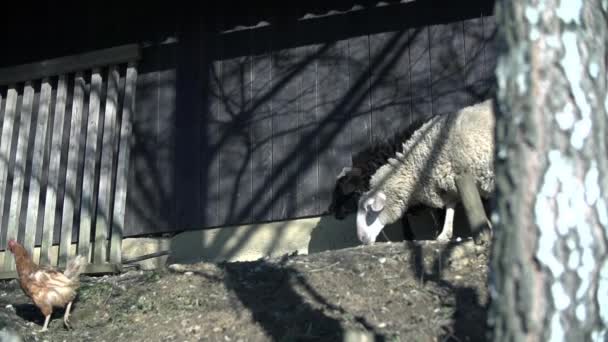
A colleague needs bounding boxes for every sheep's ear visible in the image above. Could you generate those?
[371,192,386,211]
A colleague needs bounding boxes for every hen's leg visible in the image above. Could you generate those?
[436,204,455,242]
[41,315,51,332]
[63,301,73,330]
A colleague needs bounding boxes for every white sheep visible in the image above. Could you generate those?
[356,99,495,245]
[329,115,442,233]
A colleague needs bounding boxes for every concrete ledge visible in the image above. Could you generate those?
[121,237,171,270]
[0,237,171,275]
[166,214,405,265]
[0,206,476,276]
[1,215,396,275]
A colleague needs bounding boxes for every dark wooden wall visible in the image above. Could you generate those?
[0,1,497,239]
[125,0,497,236]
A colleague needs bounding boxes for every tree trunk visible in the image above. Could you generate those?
[490,0,608,341]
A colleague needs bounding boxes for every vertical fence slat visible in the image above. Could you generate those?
[0,87,17,256]
[110,63,137,265]
[40,76,67,265]
[59,73,86,267]
[24,79,52,259]
[93,67,118,263]
[79,70,103,260]
[4,83,35,270]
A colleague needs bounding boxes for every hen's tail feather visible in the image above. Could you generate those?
[64,255,88,280]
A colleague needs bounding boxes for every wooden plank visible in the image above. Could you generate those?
[349,33,373,153]
[408,27,432,121]
[40,76,67,265]
[94,67,119,263]
[0,90,4,139]
[203,59,222,227]
[249,33,273,222]
[0,44,141,86]
[316,39,350,213]
[217,55,253,225]
[79,70,103,261]
[463,16,487,104]
[483,15,498,93]
[4,82,35,271]
[174,36,202,231]
[239,51,254,225]
[156,48,177,231]
[59,73,86,267]
[0,88,17,251]
[23,79,52,258]
[429,22,468,117]
[270,47,299,221]
[125,52,160,236]
[369,30,411,144]
[0,270,17,280]
[111,63,138,265]
[296,44,320,217]
[84,262,121,275]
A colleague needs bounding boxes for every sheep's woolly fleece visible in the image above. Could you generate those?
[360,99,495,229]
[329,113,437,220]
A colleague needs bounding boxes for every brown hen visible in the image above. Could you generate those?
[7,239,87,332]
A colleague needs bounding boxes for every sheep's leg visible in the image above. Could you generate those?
[429,210,439,228]
[429,208,445,230]
[401,215,415,240]
[455,172,491,245]
[436,205,455,242]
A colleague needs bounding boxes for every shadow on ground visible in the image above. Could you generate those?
[223,257,387,341]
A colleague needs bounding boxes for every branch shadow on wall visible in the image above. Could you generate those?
[222,256,387,341]
[120,0,497,340]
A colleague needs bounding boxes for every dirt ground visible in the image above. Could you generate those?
[0,239,490,342]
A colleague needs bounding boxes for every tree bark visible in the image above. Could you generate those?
[490,0,608,341]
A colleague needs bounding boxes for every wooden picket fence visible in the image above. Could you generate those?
[0,44,140,279]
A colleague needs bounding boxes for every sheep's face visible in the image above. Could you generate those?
[356,191,387,245]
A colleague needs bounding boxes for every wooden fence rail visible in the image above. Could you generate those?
[0,44,140,279]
